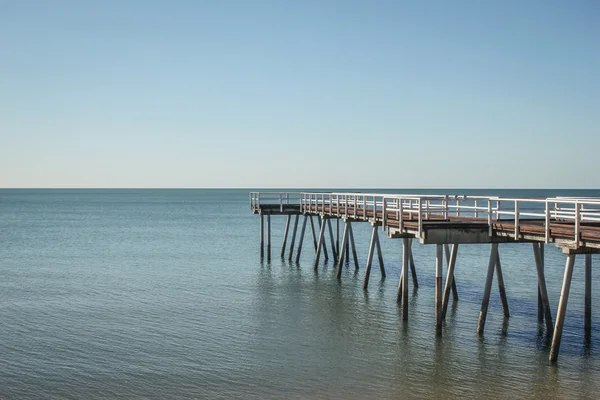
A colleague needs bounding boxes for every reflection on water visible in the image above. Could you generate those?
[254,250,600,399]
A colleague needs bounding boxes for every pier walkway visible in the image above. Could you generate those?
[250,192,600,364]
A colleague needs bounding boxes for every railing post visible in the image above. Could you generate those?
[334,194,338,216]
[443,195,448,219]
[545,201,550,244]
[418,198,423,238]
[514,200,520,238]
[456,199,460,217]
[497,200,501,220]
[279,193,283,212]
[399,198,404,232]
[475,199,479,218]
[373,196,378,222]
[575,201,580,248]
[344,195,348,217]
[382,198,387,231]
[487,200,492,236]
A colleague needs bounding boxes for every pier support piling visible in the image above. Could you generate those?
[295,215,309,263]
[444,244,458,300]
[281,215,291,258]
[260,214,264,259]
[309,216,318,251]
[585,254,592,339]
[409,239,418,288]
[538,289,544,323]
[336,221,350,278]
[550,254,576,363]
[267,215,271,261]
[495,250,510,318]
[345,231,350,261]
[287,214,299,261]
[436,244,444,334]
[348,222,359,270]
[318,216,329,261]
[327,219,338,262]
[363,225,378,289]
[477,243,499,335]
[533,243,553,333]
[314,216,327,269]
[442,244,459,320]
[375,226,385,277]
[336,219,340,256]
[400,238,410,320]
[537,244,545,323]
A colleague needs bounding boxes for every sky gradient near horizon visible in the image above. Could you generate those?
[1,1,599,188]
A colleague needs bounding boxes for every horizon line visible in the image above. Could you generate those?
[1,187,599,191]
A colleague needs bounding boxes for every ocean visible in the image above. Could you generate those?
[1,188,600,399]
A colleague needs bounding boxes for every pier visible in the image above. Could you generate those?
[250,191,600,364]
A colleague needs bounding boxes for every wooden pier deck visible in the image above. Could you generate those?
[250,192,600,364]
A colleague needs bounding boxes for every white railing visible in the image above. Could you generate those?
[250,192,303,213]
[250,192,600,248]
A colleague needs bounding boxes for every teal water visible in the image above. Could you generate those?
[1,189,600,399]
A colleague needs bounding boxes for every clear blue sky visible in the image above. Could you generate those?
[1,0,598,188]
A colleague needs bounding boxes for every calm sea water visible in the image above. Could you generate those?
[1,188,600,399]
